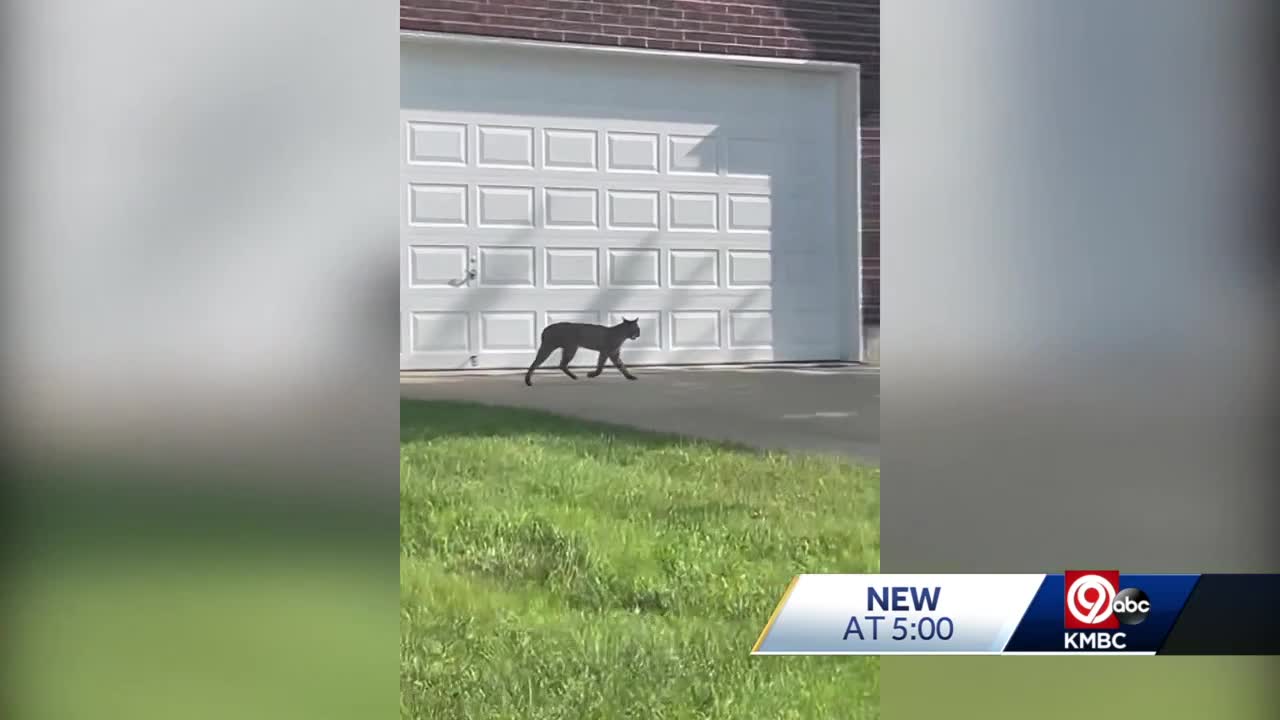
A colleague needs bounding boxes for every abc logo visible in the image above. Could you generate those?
[1065,571,1150,628]
[1113,588,1150,625]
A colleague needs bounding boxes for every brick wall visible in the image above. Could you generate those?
[861,109,879,325]
[401,0,880,324]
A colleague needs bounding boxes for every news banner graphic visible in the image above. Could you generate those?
[751,572,1280,655]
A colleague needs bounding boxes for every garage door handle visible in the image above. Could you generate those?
[448,269,476,288]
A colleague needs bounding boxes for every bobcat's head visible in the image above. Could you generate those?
[621,317,641,341]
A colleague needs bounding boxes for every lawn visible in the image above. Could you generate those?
[400,399,881,719]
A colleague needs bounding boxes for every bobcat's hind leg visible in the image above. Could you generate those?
[559,344,580,380]
[525,342,555,386]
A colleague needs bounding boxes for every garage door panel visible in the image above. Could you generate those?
[668,134,720,176]
[606,248,661,288]
[726,250,772,288]
[407,121,467,166]
[475,186,535,228]
[728,310,774,349]
[475,125,535,169]
[478,311,539,352]
[668,249,720,288]
[544,247,601,288]
[543,129,599,171]
[667,192,720,232]
[401,43,846,370]
[476,246,536,288]
[669,311,722,350]
[605,132,660,174]
[409,311,470,353]
[407,245,469,288]
[407,183,468,227]
[605,190,660,231]
[543,187,600,229]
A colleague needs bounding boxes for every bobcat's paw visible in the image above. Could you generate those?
[524,376,532,387]
[625,375,638,381]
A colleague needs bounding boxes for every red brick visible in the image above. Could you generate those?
[465,24,539,39]
[682,9,755,25]
[620,4,659,16]
[562,31,614,44]
[643,28,686,41]
[627,16,681,29]
[547,19,613,34]
[725,44,782,58]
[408,0,481,13]
[502,7,565,20]
[682,30,744,44]
[545,0,599,11]
[413,8,485,24]
[559,9,598,23]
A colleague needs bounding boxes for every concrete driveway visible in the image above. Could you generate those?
[401,364,879,463]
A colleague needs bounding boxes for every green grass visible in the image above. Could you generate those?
[400,399,881,719]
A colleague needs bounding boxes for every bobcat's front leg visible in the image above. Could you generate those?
[609,352,637,381]
[587,351,607,378]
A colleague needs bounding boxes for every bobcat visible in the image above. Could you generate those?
[525,318,641,386]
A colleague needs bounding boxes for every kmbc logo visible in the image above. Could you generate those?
[1064,571,1151,629]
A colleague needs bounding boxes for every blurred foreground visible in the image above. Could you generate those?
[3,1,399,717]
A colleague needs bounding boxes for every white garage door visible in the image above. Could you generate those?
[401,38,856,370]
